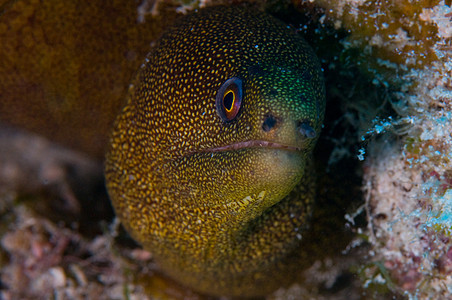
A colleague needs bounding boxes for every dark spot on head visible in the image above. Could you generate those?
[269,89,278,96]
[248,65,264,76]
[262,113,277,132]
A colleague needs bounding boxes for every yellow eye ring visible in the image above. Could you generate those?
[223,90,235,113]
[216,77,243,122]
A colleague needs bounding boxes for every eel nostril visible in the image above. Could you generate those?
[262,114,277,132]
[298,121,316,138]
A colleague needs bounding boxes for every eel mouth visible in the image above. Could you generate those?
[206,140,302,153]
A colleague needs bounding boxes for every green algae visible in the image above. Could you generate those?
[314,0,444,69]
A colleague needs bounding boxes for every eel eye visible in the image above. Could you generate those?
[216,77,243,122]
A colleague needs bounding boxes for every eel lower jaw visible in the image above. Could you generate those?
[206,140,302,153]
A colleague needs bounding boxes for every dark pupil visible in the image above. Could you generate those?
[223,90,234,111]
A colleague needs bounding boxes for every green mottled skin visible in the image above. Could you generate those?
[105,5,325,297]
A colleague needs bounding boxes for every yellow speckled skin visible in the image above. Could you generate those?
[105,5,325,297]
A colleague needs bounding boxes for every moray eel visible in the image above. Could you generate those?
[105,5,325,297]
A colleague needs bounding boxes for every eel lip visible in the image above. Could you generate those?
[206,140,302,152]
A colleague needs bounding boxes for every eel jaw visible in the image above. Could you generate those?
[206,140,302,153]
